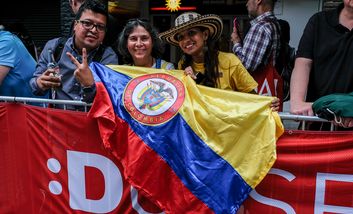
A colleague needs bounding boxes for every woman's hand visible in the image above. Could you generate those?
[184,66,197,80]
[270,97,280,112]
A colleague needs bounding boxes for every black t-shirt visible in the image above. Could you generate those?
[297,3,353,102]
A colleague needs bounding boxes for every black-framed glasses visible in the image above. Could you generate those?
[176,28,201,42]
[77,20,106,32]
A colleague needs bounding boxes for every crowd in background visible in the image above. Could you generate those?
[1,0,353,129]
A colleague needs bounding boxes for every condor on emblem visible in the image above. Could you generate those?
[123,73,185,125]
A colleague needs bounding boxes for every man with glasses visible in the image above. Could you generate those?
[68,0,120,54]
[30,0,118,109]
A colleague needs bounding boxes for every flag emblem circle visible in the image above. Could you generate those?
[123,73,185,125]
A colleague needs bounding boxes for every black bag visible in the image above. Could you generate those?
[276,19,296,102]
[280,44,295,102]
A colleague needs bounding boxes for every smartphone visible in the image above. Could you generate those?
[47,49,60,77]
[233,17,238,32]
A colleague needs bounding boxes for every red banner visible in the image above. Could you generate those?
[1,103,353,213]
[241,130,353,214]
[0,103,162,213]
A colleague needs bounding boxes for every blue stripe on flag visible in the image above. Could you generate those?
[91,63,252,213]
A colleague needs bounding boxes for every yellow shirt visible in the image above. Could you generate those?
[178,52,257,92]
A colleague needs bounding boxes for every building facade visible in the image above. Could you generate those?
[0,0,344,60]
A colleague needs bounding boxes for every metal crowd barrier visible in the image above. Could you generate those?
[0,96,333,130]
[279,112,334,131]
[0,96,91,112]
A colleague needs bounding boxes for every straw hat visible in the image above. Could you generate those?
[159,12,223,46]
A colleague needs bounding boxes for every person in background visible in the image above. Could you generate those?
[69,0,85,14]
[30,0,118,109]
[159,12,279,111]
[117,18,174,69]
[230,0,281,109]
[4,22,39,61]
[290,1,353,129]
[0,27,39,98]
[231,0,280,72]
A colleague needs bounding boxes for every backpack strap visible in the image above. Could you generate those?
[262,18,282,71]
[92,44,106,62]
[53,37,105,63]
[53,37,68,63]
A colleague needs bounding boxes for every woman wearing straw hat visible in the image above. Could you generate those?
[118,18,174,70]
[159,12,279,110]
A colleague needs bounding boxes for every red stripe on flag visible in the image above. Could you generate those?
[90,82,212,213]
[108,116,213,213]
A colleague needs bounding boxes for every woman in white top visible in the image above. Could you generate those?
[117,18,174,70]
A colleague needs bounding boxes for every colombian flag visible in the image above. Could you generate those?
[89,63,284,214]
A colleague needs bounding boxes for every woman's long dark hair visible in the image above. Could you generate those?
[117,18,165,65]
[179,27,220,88]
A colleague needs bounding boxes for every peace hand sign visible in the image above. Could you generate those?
[66,48,95,87]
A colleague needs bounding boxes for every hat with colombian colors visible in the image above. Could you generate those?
[159,12,223,46]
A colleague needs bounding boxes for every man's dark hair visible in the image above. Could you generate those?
[75,0,108,21]
[117,18,165,65]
